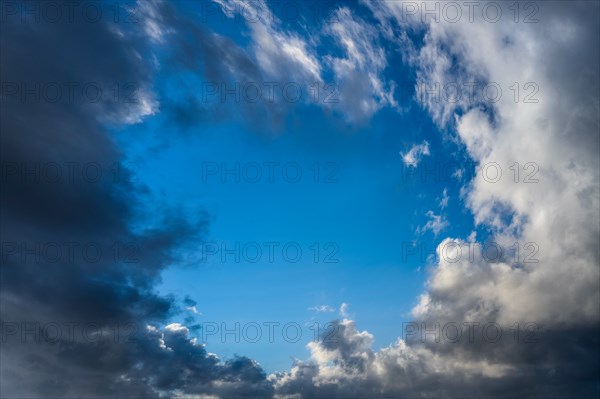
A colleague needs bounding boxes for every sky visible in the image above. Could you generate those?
[1,1,599,398]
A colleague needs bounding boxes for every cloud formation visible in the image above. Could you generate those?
[400,140,430,167]
[273,1,600,397]
[1,1,272,397]
[2,1,598,398]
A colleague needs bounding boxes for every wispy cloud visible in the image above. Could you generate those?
[400,140,430,167]
[308,305,336,313]
[417,210,448,236]
[439,188,449,209]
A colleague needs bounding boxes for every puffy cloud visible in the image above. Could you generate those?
[408,0,600,327]
[273,317,524,397]
[275,1,600,397]
[363,0,599,325]
[3,0,598,397]
[273,313,599,398]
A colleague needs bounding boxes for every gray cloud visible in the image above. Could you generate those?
[273,1,600,397]
[1,1,272,397]
[2,1,598,398]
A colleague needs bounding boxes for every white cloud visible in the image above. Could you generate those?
[439,187,449,209]
[339,302,350,318]
[417,2,598,326]
[165,323,189,334]
[417,210,448,236]
[185,306,202,315]
[273,317,517,397]
[136,0,175,43]
[400,140,430,167]
[201,2,401,124]
[366,0,599,329]
[275,2,600,396]
[308,305,336,313]
[214,0,322,83]
[324,7,398,122]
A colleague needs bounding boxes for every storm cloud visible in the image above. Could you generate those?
[1,1,272,397]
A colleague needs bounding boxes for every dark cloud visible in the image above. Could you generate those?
[2,1,598,398]
[1,1,272,397]
[147,15,293,138]
[273,319,600,399]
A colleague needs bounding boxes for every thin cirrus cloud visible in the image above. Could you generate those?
[1,1,598,398]
[308,305,336,313]
[416,210,449,236]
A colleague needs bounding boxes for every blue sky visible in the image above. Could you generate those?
[109,0,482,372]
[4,1,598,397]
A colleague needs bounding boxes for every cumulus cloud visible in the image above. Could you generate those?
[272,313,599,398]
[410,0,600,327]
[273,1,600,397]
[3,0,598,398]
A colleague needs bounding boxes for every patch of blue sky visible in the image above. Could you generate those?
[106,0,482,373]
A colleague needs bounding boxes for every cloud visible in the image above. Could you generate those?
[0,1,271,397]
[308,305,336,313]
[167,1,398,127]
[215,0,322,83]
[409,0,600,327]
[417,210,449,236]
[323,7,398,122]
[400,140,430,167]
[274,1,600,397]
[3,1,598,398]
[272,315,599,398]
[440,187,449,209]
[339,303,350,318]
[186,306,202,315]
